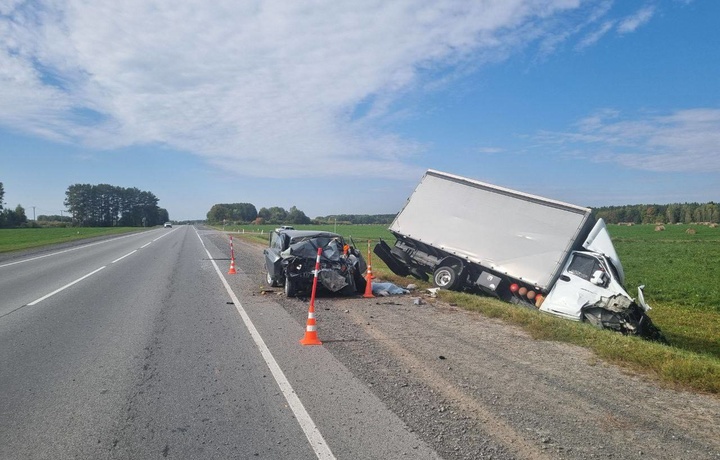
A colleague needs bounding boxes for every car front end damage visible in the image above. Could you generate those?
[280,236,366,297]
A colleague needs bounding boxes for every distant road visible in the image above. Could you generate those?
[0,225,438,459]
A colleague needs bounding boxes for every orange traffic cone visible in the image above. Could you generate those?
[363,264,374,298]
[300,305,322,346]
[228,236,237,274]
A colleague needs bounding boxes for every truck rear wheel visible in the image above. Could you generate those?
[433,266,459,290]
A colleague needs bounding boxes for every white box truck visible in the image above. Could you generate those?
[375,170,665,340]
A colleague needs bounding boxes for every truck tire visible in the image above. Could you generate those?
[266,271,279,287]
[284,276,297,297]
[433,266,459,290]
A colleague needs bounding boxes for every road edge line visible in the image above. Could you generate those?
[195,228,336,460]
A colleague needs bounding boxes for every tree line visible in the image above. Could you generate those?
[206,203,312,225]
[206,203,396,226]
[64,184,168,227]
[0,182,29,228]
[313,214,396,225]
[593,202,719,224]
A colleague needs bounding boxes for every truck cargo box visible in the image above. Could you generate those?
[389,170,595,291]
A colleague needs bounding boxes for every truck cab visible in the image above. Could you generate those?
[541,250,627,320]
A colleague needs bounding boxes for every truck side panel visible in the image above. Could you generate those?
[389,170,594,290]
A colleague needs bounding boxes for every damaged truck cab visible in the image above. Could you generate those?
[375,170,664,341]
[539,219,655,337]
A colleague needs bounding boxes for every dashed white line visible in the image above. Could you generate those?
[28,266,106,306]
[112,250,137,264]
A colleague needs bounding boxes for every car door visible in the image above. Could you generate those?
[264,231,286,279]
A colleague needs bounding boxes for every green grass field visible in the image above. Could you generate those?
[0,227,148,253]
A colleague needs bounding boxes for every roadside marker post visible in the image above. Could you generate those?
[300,247,323,346]
[228,236,237,275]
[363,240,374,298]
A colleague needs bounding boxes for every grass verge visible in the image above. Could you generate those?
[435,290,720,395]
[0,227,149,253]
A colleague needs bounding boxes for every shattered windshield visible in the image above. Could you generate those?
[567,254,602,282]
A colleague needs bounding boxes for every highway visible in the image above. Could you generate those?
[0,226,438,459]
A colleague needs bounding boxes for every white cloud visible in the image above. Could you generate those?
[552,2,656,53]
[575,20,615,50]
[617,6,655,34]
[1,0,630,179]
[538,109,720,172]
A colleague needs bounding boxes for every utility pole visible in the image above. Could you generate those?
[32,206,36,221]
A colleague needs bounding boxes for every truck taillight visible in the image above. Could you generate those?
[510,283,519,293]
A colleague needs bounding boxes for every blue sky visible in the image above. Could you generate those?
[1,0,718,221]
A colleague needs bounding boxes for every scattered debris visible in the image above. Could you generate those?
[427,288,440,298]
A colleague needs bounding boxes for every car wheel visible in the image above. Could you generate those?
[433,266,459,290]
[266,271,279,287]
[284,276,297,297]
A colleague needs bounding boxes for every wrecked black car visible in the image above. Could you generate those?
[263,229,367,297]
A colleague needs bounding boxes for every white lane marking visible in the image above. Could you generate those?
[194,229,336,460]
[141,242,152,248]
[112,250,137,264]
[0,230,163,269]
[153,229,175,242]
[27,266,106,306]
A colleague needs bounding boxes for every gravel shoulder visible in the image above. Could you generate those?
[229,233,720,460]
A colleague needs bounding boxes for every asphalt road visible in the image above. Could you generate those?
[0,226,438,459]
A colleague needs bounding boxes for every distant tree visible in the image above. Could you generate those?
[267,206,288,223]
[314,214,396,225]
[666,204,680,224]
[158,208,169,224]
[2,204,28,227]
[257,207,271,220]
[0,182,4,227]
[206,203,257,223]
[207,204,228,223]
[64,183,164,227]
[287,206,311,225]
[593,202,718,225]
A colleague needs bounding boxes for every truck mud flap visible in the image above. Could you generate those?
[374,239,410,277]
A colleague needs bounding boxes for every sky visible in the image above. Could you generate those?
[1,0,718,221]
